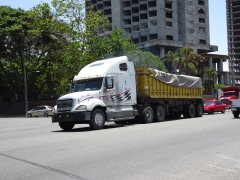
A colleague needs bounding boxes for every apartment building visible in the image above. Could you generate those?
[226,0,240,86]
[86,0,230,85]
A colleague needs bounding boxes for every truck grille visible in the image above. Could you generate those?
[221,99,229,105]
[57,99,73,112]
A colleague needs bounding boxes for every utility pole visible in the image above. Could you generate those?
[23,55,28,114]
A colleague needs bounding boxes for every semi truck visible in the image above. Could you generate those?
[52,56,203,130]
[220,86,240,109]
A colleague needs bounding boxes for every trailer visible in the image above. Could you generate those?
[52,56,203,130]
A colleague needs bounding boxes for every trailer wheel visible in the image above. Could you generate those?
[153,105,165,122]
[90,109,105,130]
[59,122,75,131]
[233,112,239,118]
[195,103,203,117]
[183,104,196,118]
[139,106,154,123]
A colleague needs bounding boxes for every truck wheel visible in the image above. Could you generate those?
[59,122,75,131]
[195,103,203,117]
[139,106,154,123]
[233,112,239,118]
[183,104,196,118]
[221,108,225,114]
[90,109,105,130]
[153,105,165,122]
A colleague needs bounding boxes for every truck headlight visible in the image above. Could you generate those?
[76,105,87,111]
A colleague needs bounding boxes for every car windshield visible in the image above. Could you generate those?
[223,92,236,97]
[73,78,103,92]
[204,101,214,105]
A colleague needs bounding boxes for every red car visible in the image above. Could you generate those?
[204,100,226,114]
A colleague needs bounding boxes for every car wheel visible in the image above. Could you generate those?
[27,113,32,117]
[44,113,48,117]
[221,108,225,114]
[209,109,214,114]
[89,109,105,130]
[59,122,75,131]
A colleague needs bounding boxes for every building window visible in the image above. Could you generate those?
[141,36,147,42]
[149,10,157,17]
[199,18,205,23]
[199,39,206,44]
[166,21,172,27]
[165,2,172,9]
[149,34,158,40]
[132,16,139,22]
[199,26,205,33]
[166,35,173,40]
[148,0,156,8]
[198,0,204,5]
[166,11,172,18]
[132,0,138,4]
[132,38,139,43]
[198,8,204,14]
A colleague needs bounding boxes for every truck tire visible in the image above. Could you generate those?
[59,122,75,131]
[153,105,165,122]
[90,109,105,130]
[195,103,203,117]
[139,106,154,124]
[233,112,239,118]
[183,104,196,118]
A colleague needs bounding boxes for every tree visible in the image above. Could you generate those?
[203,67,217,95]
[163,47,199,75]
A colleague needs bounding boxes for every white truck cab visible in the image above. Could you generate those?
[52,56,138,130]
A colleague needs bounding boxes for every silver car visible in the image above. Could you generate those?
[26,105,55,117]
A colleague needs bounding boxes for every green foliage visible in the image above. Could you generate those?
[0,2,167,103]
[163,47,202,75]
[214,84,227,90]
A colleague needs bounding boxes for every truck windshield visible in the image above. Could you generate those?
[223,92,236,97]
[73,78,103,92]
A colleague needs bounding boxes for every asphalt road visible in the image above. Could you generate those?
[1,111,240,180]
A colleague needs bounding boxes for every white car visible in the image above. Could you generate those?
[26,105,55,117]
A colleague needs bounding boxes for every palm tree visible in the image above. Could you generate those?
[163,47,199,75]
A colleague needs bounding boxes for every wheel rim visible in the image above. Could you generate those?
[146,109,152,120]
[189,104,195,117]
[197,105,203,115]
[94,112,104,126]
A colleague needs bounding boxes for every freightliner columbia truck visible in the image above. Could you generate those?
[52,56,203,130]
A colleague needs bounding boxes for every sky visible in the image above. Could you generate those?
[1,0,229,71]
